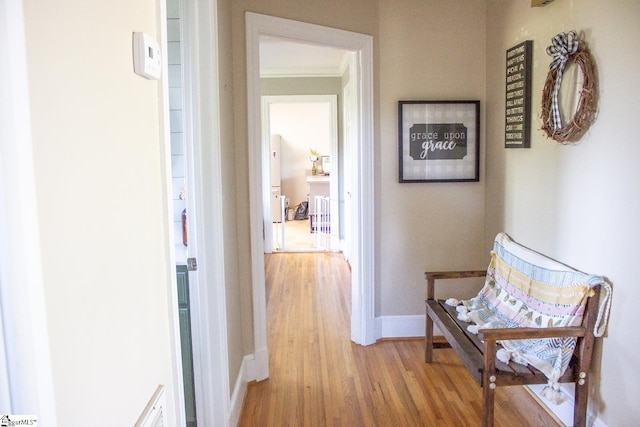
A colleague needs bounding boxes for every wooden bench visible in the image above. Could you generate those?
[424,233,609,427]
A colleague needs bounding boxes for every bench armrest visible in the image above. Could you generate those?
[424,270,486,299]
[478,326,586,341]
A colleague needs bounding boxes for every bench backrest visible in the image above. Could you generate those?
[481,232,599,331]
[458,233,609,386]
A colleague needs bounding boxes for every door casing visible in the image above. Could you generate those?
[245,12,376,382]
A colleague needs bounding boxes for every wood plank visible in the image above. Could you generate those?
[478,326,585,340]
[440,301,536,379]
[426,300,484,383]
[425,270,488,280]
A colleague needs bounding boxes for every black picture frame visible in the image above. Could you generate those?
[398,100,480,182]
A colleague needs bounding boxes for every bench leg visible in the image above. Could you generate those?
[574,376,588,427]
[482,384,495,427]
[425,312,434,363]
[482,339,497,427]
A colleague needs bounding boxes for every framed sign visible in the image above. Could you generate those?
[505,40,533,148]
[398,100,480,182]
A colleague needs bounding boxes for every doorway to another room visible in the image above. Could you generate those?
[262,95,339,253]
[247,13,375,383]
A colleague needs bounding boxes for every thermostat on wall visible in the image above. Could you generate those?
[133,32,161,80]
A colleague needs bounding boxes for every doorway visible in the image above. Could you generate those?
[262,95,339,253]
[246,12,376,382]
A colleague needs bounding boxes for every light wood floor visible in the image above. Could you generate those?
[273,218,316,250]
[238,252,561,426]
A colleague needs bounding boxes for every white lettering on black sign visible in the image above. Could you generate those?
[504,40,532,148]
[409,123,468,160]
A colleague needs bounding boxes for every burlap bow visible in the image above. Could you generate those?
[546,31,579,130]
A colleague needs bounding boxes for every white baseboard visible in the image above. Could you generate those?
[242,353,256,382]
[253,347,269,381]
[376,314,426,339]
[527,384,575,426]
[527,383,607,427]
[229,355,252,427]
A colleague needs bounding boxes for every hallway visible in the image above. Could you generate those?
[238,252,560,426]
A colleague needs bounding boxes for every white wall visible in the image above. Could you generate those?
[22,0,178,424]
[378,0,487,315]
[485,1,640,425]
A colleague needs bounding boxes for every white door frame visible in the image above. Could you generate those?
[246,13,376,381]
[261,95,340,253]
[341,60,357,263]
[170,0,230,425]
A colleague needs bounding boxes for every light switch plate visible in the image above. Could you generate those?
[133,32,161,80]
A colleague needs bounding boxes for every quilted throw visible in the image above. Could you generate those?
[446,232,611,405]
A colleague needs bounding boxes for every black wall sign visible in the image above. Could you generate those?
[505,40,533,148]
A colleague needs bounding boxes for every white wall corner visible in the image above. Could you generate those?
[243,348,268,383]
[377,315,426,340]
[253,347,269,381]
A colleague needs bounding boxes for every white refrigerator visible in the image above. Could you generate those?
[270,135,282,222]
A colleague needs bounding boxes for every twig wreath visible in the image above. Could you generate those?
[540,31,597,144]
